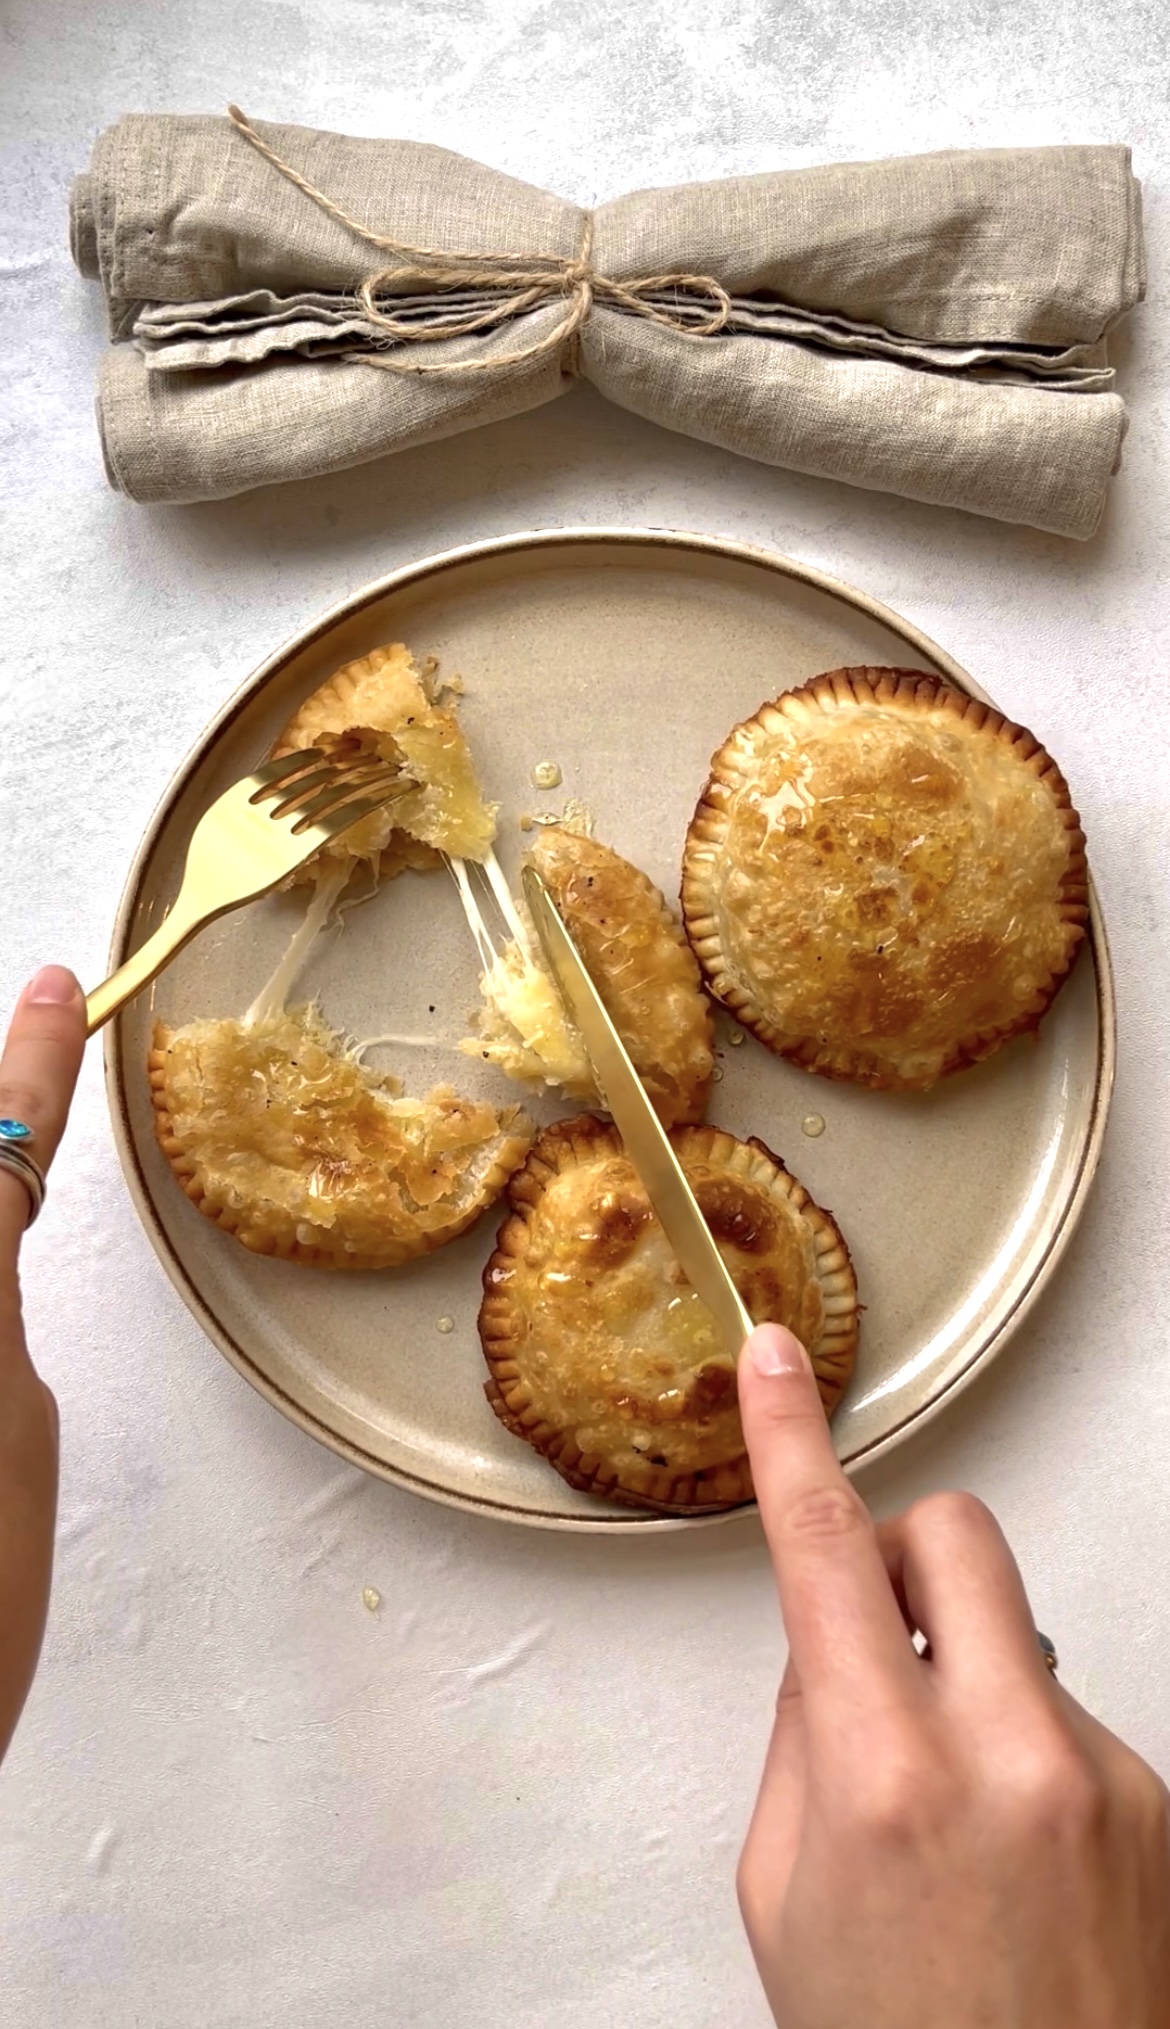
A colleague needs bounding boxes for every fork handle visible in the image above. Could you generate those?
[85,897,209,1037]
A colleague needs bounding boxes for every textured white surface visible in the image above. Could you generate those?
[1,4,1168,2024]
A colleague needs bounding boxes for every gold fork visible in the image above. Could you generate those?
[85,748,415,1035]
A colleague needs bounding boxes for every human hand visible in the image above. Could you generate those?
[0,967,86,1762]
[736,1322,1170,2029]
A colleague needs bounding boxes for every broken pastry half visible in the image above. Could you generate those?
[272,641,497,883]
[150,1007,532,1270]
[682,667,1089,1092]
[150,641,530,1266]
[455,826,716,1128]
[479,1115,859,1514]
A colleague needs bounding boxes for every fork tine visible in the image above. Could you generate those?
[306,789,416,843]
[269,758,412,821]
[290,772,416,837]
[249,747,328,795]
[288,767,413,831]
[266,763,360,815]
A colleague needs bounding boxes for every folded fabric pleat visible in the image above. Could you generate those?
[71,112,1145,535]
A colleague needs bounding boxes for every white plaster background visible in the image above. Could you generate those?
[1,3,1168,2023]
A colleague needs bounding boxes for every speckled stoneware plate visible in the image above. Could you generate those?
[105,529,1114,1532]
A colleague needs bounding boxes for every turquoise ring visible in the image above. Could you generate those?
[0,1118,34,1147]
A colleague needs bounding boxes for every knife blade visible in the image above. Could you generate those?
[521,864,754,1360]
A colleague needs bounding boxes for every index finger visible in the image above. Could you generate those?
[739,1323,920,1721]
[0,967,86,1248]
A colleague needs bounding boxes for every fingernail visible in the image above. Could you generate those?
[26,966,81,1006]
[747,1324,810,1376]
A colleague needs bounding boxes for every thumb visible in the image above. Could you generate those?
[0,967,86,1259]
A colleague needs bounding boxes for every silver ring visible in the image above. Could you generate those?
[0,1143,46,1227]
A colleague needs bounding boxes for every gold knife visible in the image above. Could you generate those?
[521,865,754,1360]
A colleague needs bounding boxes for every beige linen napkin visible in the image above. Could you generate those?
[71,112,1144,536]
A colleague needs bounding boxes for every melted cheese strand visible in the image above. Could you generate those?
[445,850,590,1092]
[446,853,500,973]
[243,864,349,1027]
[479,848,534,955]
[352,1032,446,1059]
[446,847,539,961]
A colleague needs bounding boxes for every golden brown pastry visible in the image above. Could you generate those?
[150,1008,531,1269]
[682,668,1088,1091]
[479,1115,859,1514]
[461,826,715,1126]
[273,642,497,882]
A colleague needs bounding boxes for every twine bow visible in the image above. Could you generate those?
[227,105,733,375]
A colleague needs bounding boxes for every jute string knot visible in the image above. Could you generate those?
[228,105,733,375]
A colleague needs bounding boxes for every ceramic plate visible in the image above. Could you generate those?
[105,530,1114,1531]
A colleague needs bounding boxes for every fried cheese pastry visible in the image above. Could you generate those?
[479,1115,858,1514]
[682,668,1088,1091]
[461,827,715,1126]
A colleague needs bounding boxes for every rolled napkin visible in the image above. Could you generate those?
[71,109,1144,536]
